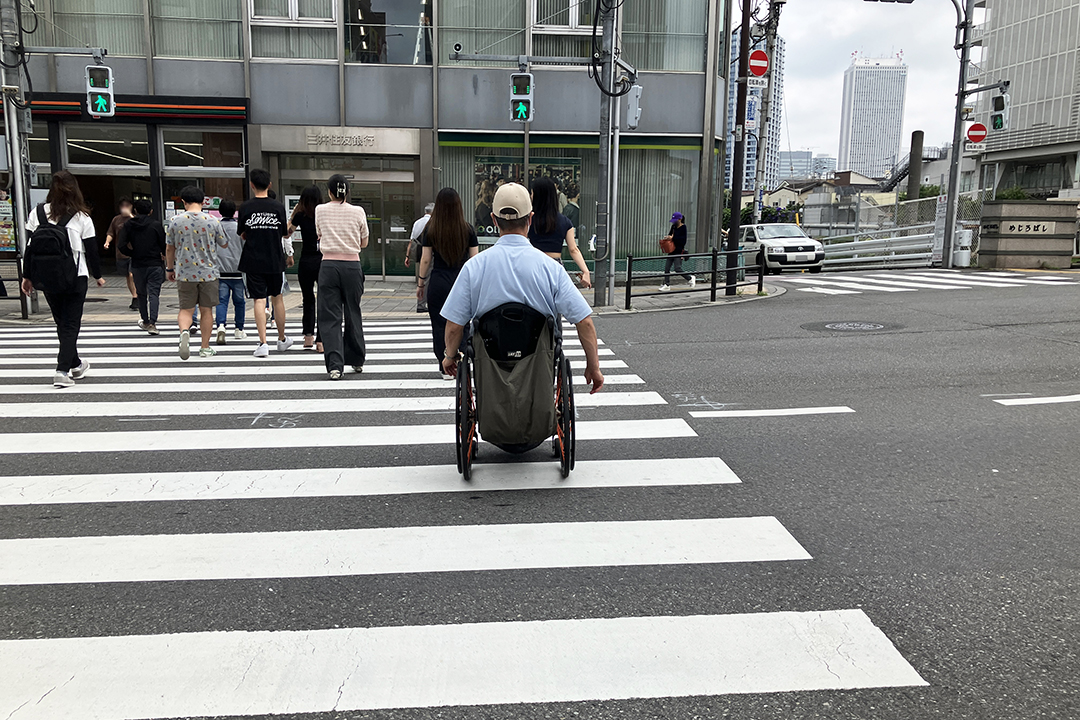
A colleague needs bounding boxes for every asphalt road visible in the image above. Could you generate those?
[1,269,1077,719]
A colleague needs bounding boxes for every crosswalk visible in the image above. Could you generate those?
[0,318,925,718]
[777,269,1079,296]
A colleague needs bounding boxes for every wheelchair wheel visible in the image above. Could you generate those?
[457,355,478,481]
[557,357,574,478]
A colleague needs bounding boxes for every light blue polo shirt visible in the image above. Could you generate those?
[441,234,593,326]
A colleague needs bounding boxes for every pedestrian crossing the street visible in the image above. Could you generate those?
[0,320,925,718]
[777,269,1080,296]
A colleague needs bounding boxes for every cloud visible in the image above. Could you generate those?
[745,0,963,158]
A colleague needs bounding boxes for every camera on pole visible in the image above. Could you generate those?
[510,72,533,123]
[85,65,114,118]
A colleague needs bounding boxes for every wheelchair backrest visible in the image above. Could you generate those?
[475,303,552,363]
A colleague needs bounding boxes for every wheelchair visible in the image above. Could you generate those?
[455,303,576,480]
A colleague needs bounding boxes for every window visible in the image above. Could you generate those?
[345,0,432,65]
[64,124,150,168]
[622,0,708,72]
[152,0,242,59]
[53,0,146,57]
[532,0,593,58]
[162,129,245,169]
[440,0,525,66]
[250,0,336,60]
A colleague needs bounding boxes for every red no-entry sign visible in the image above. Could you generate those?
[967,123,988,143]
[749,49,769,77]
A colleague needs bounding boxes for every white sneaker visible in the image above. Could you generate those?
[234,328,246,340]
[70,360,89,380]
[328,369,342,380]
[688,276,697,288]
[147,323,160,336]
[253,343,270,358]
[53,371,74,388]
[216,326,226,346]
[179,329,190,361]
[138,320,149,331]
[659,284,671,291]
[277,336,294,352]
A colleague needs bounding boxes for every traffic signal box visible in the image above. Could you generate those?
[990,93,1010,131]
[510,72,533,123]
[85,65,115,118]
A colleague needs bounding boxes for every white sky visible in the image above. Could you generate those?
[750,0,968,158]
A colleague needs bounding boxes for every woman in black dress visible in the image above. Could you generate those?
[288,185,324,351]
[527,176,592,288]
[418,187,479,379]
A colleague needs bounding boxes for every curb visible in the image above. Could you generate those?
[593,284,786,316]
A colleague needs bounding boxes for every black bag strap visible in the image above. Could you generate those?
[35,204,49,227]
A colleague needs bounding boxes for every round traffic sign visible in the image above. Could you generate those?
[967,123,988,143]
[749,49,769,77]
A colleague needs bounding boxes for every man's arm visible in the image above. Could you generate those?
[165,244,177,281]
[574,316,604,394]
[441,321,465,377]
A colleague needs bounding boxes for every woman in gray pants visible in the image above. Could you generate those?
[314,174,369,380]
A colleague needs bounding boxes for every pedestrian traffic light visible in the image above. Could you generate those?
[85,65,114,118]
[510,72,533,123]
[990,93,1010,131]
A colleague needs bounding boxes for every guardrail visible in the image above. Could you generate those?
[822,224,935,270]
[624,248,764,310]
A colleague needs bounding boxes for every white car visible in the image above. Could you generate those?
[739,223,824,274]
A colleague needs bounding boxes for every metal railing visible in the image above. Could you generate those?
[822,224,935,270]
[624,248,764,310]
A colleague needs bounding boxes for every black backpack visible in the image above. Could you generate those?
[25,204,77,294]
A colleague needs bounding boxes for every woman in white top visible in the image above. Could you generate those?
[21,170,105,388]
[314,174,369,380]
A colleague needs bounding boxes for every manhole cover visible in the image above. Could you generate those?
[824,322,885,331]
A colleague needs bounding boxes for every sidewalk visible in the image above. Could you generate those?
[1,273,782,326]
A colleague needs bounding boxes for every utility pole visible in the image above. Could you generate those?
[725,0,753,295]
[753,0,784,225]
[1,0,31,318]
[593,5,616,307]
[942,0,976,268]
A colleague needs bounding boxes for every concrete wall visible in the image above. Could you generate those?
[344,65,432,128]
[249,64,339,126]
[153,60,245,98]
[55,56,148,96]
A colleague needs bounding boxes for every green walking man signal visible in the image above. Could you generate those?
[510,72,534,123]
[85,65,115,118]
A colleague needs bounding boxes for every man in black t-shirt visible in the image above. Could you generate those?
[238,168,293,357]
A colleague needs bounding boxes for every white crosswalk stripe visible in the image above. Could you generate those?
[0,319,924,716]
[779,270,1079,297]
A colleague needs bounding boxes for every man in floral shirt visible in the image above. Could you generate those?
[166,185,229,360]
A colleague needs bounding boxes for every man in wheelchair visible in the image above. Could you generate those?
[439,182,604,477]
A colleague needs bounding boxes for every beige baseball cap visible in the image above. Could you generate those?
[492,182,532,220]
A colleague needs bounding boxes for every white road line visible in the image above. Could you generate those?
[0,392,665,418]
[0,347,612,366]
[888,273,1027,288]
[797,287,861,295]
[0,327,583,341]
[0,359,628,379]
[0,418,696,454]
[780,278,915,293]
[925,272,1075,286]
[0,516,802,585]
[690,406,855,418]
[0,322,432,337]
[0,374,646,395]
[0,456,738,506]
[852,277,968,290]
[993,393,1080,406]
[0,339,604,356]
[0,610,925,718]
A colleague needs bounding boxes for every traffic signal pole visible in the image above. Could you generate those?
[1,0,31,318]
[942,0,976,269]
[593,5,616,307]
[753,1,784,225]
[725,0,753,296]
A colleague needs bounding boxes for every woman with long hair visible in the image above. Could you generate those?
[20,170,106,388]
[288,185,324,351]
[418,187,479,379]
[527,176,592,288]
[314,174,369,380]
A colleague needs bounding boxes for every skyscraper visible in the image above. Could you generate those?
[726,33,785,191]
[837,55,908,179]
[779,150,814,180]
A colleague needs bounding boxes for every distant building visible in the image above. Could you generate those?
[726,33,785,191]
[812,155,837,176]
[779,151,813,180]
[973,0,1080,198]
[837,55,908,180]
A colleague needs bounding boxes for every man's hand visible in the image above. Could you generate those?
[583,364,604,394]
[404,256,411,268]
[20,278,32,296]
[96,277,106,287]
[167,270,176,282]
[286,256,295,268]
[104,238,112,249]
[441,355,459,377]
